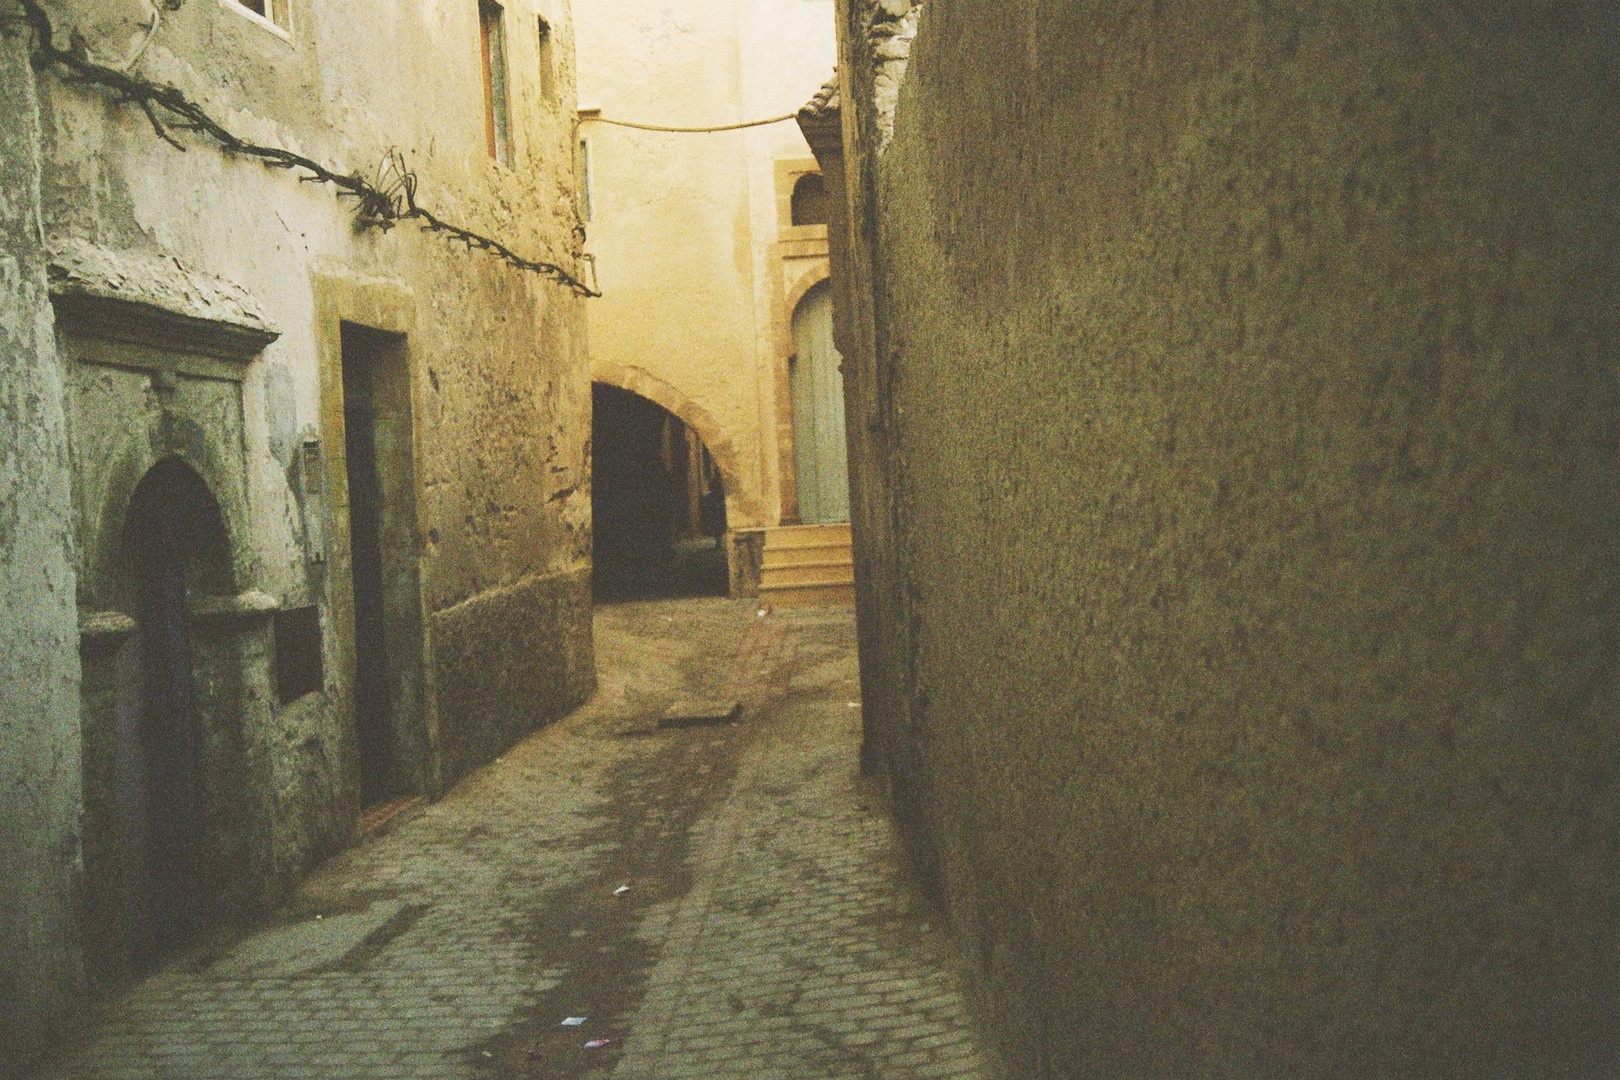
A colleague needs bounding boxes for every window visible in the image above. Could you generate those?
[479,0,512,164]
[228,0,291,33]
[537,16,556,102]
[791,172,832,226]
[578,137,593,221]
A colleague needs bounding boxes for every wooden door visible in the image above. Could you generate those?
[790,280,850,523]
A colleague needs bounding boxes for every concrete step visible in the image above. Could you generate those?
[757,581,856,608]
[761,561,855,588]
[763,522,852,548]
[762,543,852,569]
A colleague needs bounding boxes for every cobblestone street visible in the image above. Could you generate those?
[34,600,994,1080]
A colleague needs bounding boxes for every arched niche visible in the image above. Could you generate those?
[114,458,241,966]
[68,399,278,987]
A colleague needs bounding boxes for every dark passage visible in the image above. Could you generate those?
[341,323,426,809]
[591,383,727,601]
[343,330,391,807]
[123,458,232,968]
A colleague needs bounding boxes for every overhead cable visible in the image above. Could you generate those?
[577,112,798,134]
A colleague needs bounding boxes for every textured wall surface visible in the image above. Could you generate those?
[0,30,85,1075]
[826,0,935,853]
[847,2,1620,1076]
[432,567,594,785]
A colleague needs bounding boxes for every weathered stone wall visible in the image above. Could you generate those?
[844,2,1620,1075]
[1,0,593,1053]
[0,27,84,1076]
[432,568,594,784]
[828,0,934,838]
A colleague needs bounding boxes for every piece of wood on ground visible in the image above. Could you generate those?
[658,699,743,729]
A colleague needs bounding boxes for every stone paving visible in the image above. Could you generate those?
[33,598,996,1080]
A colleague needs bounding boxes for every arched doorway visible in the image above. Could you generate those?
[592,383,728,601]
[790,278,850,523]
[119,457,235,967]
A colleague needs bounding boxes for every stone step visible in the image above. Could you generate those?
[757,581,856,608]
[762,543,851,569]
[763,522,852,548]
[753,521,853,607]
[761,561,855,588]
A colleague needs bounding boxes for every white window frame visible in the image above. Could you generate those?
[221,0,292,41]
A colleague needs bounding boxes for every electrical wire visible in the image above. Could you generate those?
[577,112,798,134]
[119,0,164,71]
[16,0,598,297]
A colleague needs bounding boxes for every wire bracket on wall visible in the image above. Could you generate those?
[12,0,601,298]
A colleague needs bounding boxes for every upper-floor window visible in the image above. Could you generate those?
[578,137,593,222]
[479,0,512,164]
[791,172,831,227]
[227,0,291,34]
[537,16,557,102]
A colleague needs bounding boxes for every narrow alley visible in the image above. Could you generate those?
[4,2,1616,1077]
[33,600,992,1080]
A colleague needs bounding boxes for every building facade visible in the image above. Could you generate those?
[0,0,594,1066]
[573,0,842,596]
[819,1,1620,1076]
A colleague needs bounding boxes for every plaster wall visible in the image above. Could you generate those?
[574,0,837,527]
[0,29,84,1073]
[846,2,1620,1076]
[4,0,593,1049]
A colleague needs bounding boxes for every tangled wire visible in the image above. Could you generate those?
[12,0,600,297]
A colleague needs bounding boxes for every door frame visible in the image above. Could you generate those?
[312,274,439,809]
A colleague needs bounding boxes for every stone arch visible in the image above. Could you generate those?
[123,457,236,596]
[592,361,767,525]
[785,262,831,325]
[84,413,251,614]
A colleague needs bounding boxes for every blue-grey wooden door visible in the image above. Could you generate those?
[789,280,850,523]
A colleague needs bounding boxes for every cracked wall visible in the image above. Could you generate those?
[838,2,1620,1076]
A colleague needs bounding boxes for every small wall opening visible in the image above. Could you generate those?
[791,172,832,226]
[592,383,728,602]
[274,606,324,704]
